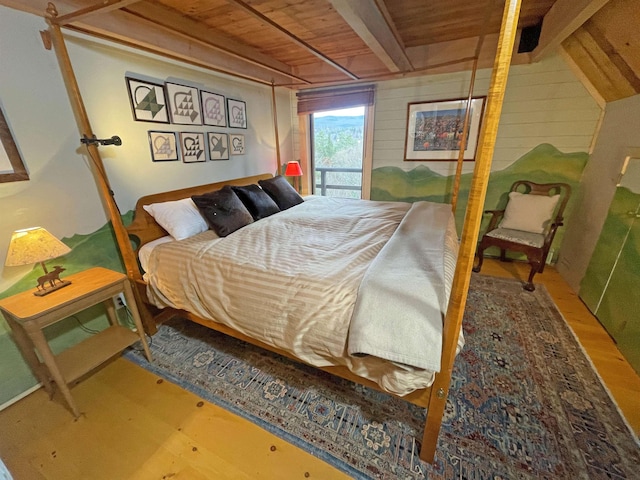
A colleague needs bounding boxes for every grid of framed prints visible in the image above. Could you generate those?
[127,75,248,163]
[148,131,233,163]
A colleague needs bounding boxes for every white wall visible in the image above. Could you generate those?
[558,93,640,290]
[0,6,293,293]
[373,53,602,174]
[66,32,293,212]
[0,5,293,405]
[0,7,106,291]
[291,53,601,181]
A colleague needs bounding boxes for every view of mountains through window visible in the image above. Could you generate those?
[312,107,365,198]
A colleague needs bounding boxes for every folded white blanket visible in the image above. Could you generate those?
[348,201,453,371]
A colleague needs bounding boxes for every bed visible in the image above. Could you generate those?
[43,0,518,463]
[125,173,463,462]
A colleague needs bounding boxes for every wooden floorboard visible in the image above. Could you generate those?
[0,259,638,479]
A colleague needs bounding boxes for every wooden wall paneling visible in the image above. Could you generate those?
[372,53,601,175]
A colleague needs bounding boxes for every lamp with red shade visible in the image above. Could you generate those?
[284,161,303,192]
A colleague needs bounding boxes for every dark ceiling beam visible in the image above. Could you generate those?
[532,0,610,60]
[225,0,359,80]
[328,0,413,73]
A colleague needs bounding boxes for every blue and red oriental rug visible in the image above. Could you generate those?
[126,274,639,479]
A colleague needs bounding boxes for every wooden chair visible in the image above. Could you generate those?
[473,181,571,291]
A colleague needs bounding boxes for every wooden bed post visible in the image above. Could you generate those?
[451,0,496,213]
[43,3,157,334]
[450,56,479,213]
[420,0,522,463]
[271,81,282,175]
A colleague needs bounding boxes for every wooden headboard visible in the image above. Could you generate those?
[126,173,273,249]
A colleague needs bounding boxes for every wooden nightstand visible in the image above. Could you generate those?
[0,267,152,417]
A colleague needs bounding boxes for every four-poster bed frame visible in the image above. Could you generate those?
[42,0,523,463]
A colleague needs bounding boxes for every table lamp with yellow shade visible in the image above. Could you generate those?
[5,227,72,296]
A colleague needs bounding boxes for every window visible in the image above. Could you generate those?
[312,107,365,198]
[297,86,374,199]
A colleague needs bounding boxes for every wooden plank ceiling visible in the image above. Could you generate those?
[2,0,640,101]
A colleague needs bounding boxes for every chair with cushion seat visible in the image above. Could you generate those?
[473,180,571,291]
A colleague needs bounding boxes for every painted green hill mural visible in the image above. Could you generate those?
[579,186,640,374]
[0,213,132,405]
[371,143,589,260]
[0,213,132,300]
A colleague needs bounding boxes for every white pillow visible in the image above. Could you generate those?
[143,198,209,240]
[138,235,174,273]
[499,191,560,234]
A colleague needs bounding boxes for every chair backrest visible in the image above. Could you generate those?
[510,180,572,227]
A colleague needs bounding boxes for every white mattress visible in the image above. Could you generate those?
[142,196,459,395]
[0,458,12,480]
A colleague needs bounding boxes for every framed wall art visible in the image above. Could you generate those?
[229,134,245,155]
[148,131,179,162]
[125,77,169,123]
[166,82,202,125]
[0,105,28,183]
[201,90,227,127]
[404,96,486,161]
[227,98,247,129]
[207,132,229,160]
[180,132,206,163]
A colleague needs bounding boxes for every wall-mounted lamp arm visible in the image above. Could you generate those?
[80,134,122,146]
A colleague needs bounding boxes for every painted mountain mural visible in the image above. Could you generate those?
[371,143,589,257]
[0,143,589,404]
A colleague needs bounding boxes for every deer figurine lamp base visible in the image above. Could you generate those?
[33,263,71,297]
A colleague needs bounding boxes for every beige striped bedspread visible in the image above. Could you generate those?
[144,196,459,395]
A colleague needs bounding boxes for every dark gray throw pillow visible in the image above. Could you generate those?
[231,184,280,220]
[191,186,254,237]
[258,175,304,210]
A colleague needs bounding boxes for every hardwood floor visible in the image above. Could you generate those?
[0,259,638,479]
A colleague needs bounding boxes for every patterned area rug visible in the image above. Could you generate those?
[125,274,640,479]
